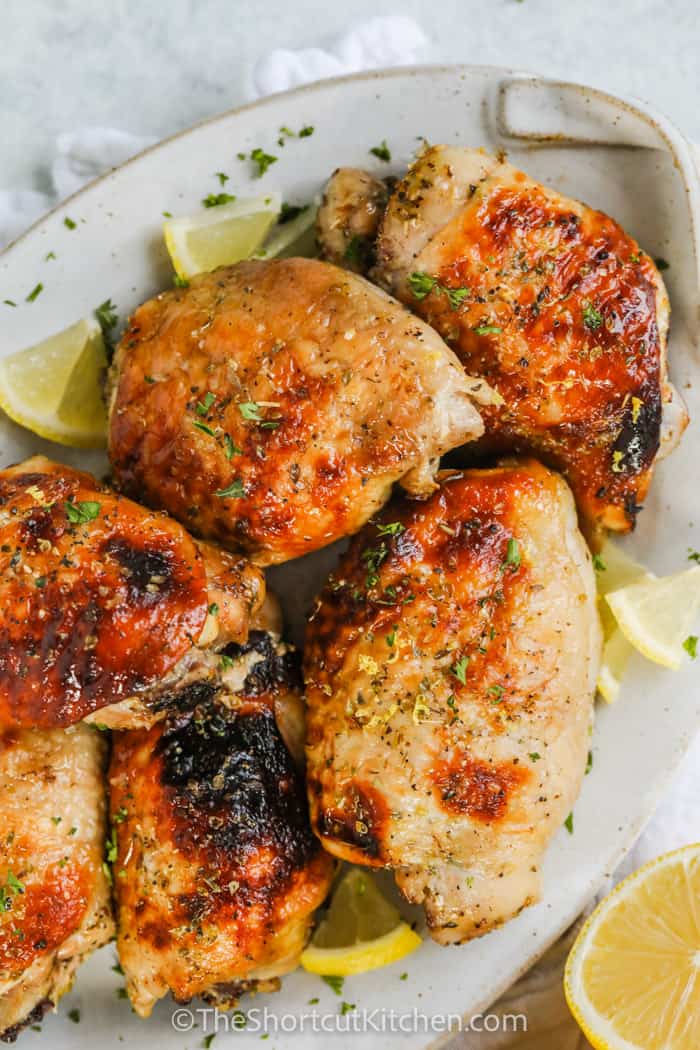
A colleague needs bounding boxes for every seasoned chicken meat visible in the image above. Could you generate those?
[109,632,333,1017]
[0,724,113,1040]
[375,146,687,536]
[316,167,389,272]
[0,457,264,730]
[108,258,495,565]
[304,459,600,943]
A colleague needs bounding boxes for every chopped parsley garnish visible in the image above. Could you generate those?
[473,324,502,335]
[45,251,56,261]
[224,434,242,459]
[444,286,470,309]
[688,549,700,564]
[64,216,77,230]
[208,603,219,617]
[400,973,408,981]
[488,684,505,701]
[231,1011,246,1030]
[162,210,173,218]
[407,271,469,309]
[683,635,698,659]
[6,871,24,894]
[451,655,469,684]
[26,282,43,302]
[582,302,603,330]
[65,500,100,524]
[529,752,541,762]
[202,1036,216,1049]
[238,401,263,421]
[105,828,118,864]
[564,812,574,834]
[51,816,62,825]
[370,140,391,162]
[376,522,405,537]
[35,576,47,589]
[250,148,278,178]
[219,653,234,670]
[340,1002,356,1016]
[322,975,344,995]
[279,202,309,224]
[68,1008,81,1024]
[299,125,314,137]
[196,392,216,416]
[654,257,670,270]
[113,806,128,823]
[592,553,606,572]
[386,628,398,647]
[502,537,521,571]
[215,172,229,186]
[173,274,189,287]
[361,543,389,586]
[3,300,16,307]
[95,298,118,348]
[216,479,245,499]
[193,421,217,437]
[202,192,236,208]
[344,235,373,269]
[585,750,593,774]
[308,997,320,1005]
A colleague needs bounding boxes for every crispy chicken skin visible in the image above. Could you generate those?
[0,457,264,730]
[316,167,389,273]
[304,460,600,943]
[109,632,333,1017]
[375,146,687,536]
[0,725,113,1040]
[108,257,495,565]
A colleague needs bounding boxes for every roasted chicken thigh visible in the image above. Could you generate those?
[304,459,600,942]
[0,457,263,729]
[109,632,333,1017]
[0,724,113,1040]
[374,146,687,535]
[109,258,495,565]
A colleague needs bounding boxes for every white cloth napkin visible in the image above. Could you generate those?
[0,15,698,1047]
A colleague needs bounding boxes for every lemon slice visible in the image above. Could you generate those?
[300,868,421,976]
[256,204,318,259]
[594,541,652,701]
[565,843,700,1049]
[0,317,108,447]
[164,194,281,279]
[605,566,700,670]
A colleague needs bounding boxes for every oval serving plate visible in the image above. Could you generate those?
[1,65,699,1050]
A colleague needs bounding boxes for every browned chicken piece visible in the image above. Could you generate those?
[108,258,496,566]
[109,631,334,1017]
[305,460,600,943]
[374,146,688,537]
[316,167,389,272]
[0,457,264,730]
[0,724,113,1040]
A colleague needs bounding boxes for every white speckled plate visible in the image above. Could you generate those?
[1,66,699,1050]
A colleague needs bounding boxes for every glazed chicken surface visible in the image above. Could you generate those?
[0,724,113,1040]
[0,457,264,730]
[109,257,496,566]
[304,459,600,943]
[374,146,687,536]
[109,631,334,1017]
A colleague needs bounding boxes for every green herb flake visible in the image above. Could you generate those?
[196,392,216,416]
[451,655,469,685]
[208,603,219,617]
[3,300,17,307]
[654,257,670,271]
[173,274,189,288]
[400,972,408,981]
[216,479,246,499]
[502,537,521,571]
[105,828,118,864]
[162,210,173,218]
[64,217,77,230]
[6,871,24,894]
[95,298,118,340]
[688,549,700,564]
[308,997,319,1005]
[386,628,398,648]
[232,1010,246,1029]
[488,684,505,702]
[238,401,263,421]
[529,752,541,762]
[65,500,101,524]
[26,283,43,302]
[340,1002,356,1016]
[250,148,278,178]
[113,806,128,824]
[51,816,62,825]
[376,522,405,537]
[279,201,309,224]
[45,251,56,261]
[202,192,236,208]
[408,271,437,300]
[344,235,372,268]
[684,635,698,659]
[473,324,502,336]
[585,750,593,775]
[193,421,217,437]
[215,172,229,186]
[224,434,242,459]
[592,554,607,572]
[370,140,391,163]
[299,125,314,138]
[564,812,574,834]
[68,1008,81,1024]
[582,303,603,330]
[322,975,344,995]
[202,1036,216,1049]
[219,653,234,671]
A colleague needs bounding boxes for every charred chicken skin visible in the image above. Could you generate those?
[374,146,687,536]
[108,257,495,565]
[109,631,333,1017]
[0,457,264,730]
[304,460,600,943]
[0,725,113,1040]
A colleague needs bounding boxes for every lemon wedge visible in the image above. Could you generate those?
[256,204,318,259]
[164,194,281,279]
[565,843,700,1049]
[594,541,652,701]
[300,868,421,976]
[0,317,108,447]
[605,565,700,670]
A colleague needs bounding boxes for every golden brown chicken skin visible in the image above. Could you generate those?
[304,460,599,943]
[108,257,494,565]
[375,146,687,537]
[0,725,113,1040]
[0,457,264,730]
[109,632,333,1017]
